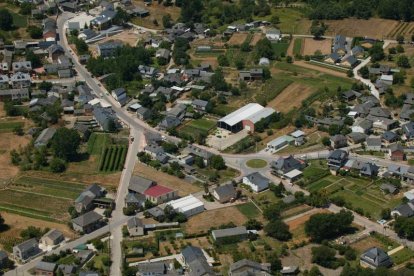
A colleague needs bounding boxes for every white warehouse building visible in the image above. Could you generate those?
[217,103,276,133]
[167,195,204,217]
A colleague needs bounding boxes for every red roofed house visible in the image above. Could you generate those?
[143,184,178,204]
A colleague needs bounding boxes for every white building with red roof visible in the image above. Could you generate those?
[143,184,178,204]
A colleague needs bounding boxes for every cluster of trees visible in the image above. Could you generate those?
[394,216,414,240]
[173,37,190,65]
[11,127,81,173]
[307,0,414,21]
[263,202,292,241]
[87,45,151,90]
[305,210,354,242]
[384,88,406,108]
[180,0,270,26]
[26,25,42,39]
[0,9,13,31]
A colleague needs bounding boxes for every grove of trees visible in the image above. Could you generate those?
[305,210,354,242]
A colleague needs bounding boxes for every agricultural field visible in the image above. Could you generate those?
[98,145,128,172]
[385,21,414,39]
[0,176,88,222]
[87,133,128,172]
[323,18,399,39]
[228,33,250,46]
[266,82,314,113]
[178,118,217,140]
[305,174,402,219]
[293,38,303,56]
[185,206,249,235]
[272,42,290,57]
[301,38,332,55]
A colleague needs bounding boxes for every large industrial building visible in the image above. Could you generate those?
[217,103,276,132]
[167,195,204,217]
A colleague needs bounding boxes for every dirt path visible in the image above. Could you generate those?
[287,38,295,56]
[294,60,348,78]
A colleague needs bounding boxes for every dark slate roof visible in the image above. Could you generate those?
[380,183,397,194]
[187,145,213,159]
[382,131,398,142]
[369,107,391,118]
[360,247,392,268]
[137,262,166,275]
[35,261,56,272]
[271,155,302,173]
[14,238,38,252]
[129,175,155,194]
[347,132,367,143]
[328,149,348,161]
[212,226,247,239]
[213,183,236,199]
[244,172,270,189]
[230,259,268,274]
[159,116,181,129]
[127,216,143,229]
[72,211,103,227]
[403,122,414,138]
[343,55,358,65]
[360,162,379,176]
[389,143,404,153]
[394,201,414,217]
[181,246,215,276]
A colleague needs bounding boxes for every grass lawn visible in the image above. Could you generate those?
[0,121,24,133]
[246,159,267,168]
[87,133,111,155]
[293,38,303,55]
[11,12,28,28]
[236,202,261,219]
[251,190,281,210]
[272,42,290,57]
[271,8,309,34]
[391,248,414,265]
[179,118,216,139]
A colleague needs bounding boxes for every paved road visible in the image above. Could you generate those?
[352,40,391,100]
[109,128,142,276]
[7,15,406,275]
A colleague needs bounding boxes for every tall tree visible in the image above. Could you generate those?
[0,9,13,31]
[51,128,81,161]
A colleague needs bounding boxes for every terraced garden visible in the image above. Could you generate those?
[0,176,88,222]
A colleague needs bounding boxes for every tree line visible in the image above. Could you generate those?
[307,0,414,21]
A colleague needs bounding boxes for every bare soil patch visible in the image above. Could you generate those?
[249,33,263,46]
[0,133,31,181]
[185,206,248,235]
[323,18,399,39]
[0,212,76,248]
[351,236,386,253]
[133,162,201,196]
[97,30,141,46]
[302,38,332,55]
[228,33,249,46]
[267,82,315,113]
[294,60,348,78]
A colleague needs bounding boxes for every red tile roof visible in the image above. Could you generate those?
[144,184,173,197]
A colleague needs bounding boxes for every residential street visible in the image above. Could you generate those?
[4,13,407,276]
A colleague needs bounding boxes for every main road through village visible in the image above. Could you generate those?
[3,12,406,276]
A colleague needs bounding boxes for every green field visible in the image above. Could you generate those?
[11,12,28,28]
[0,176,89,222]
[98,145,128,172]
[306,174,402,219]
[272,42,290,57]
[11,176,86,199]
[179,118,216,139]
[236,202,261,219]
[0,121,24,133]
[88,133,111,155]
[293,38,303,55]
[392,248,414,265]
[257,78,293,105]
[0,189,71,222]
